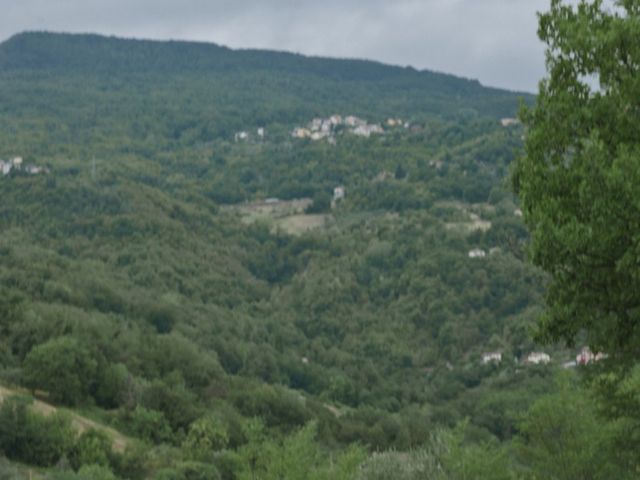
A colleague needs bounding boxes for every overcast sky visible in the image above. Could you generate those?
[0,0,551,92]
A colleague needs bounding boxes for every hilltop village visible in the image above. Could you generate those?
[233,115,519,145]
[291,114,395,142]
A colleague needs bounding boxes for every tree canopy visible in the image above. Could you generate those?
[514,0,640,360]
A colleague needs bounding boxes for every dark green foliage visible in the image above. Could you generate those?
[69,429,113,470]
[513,0,640,358]
[516,374,633,479]
[305,191,332,213]
[0,27,628,479]
[0,396,74,467]
[120,406,173,445]
[156,461,221,480]
[22,336,97,406]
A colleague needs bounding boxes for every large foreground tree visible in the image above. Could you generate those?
[514,0,640,360]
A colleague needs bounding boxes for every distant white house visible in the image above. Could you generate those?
[524,352,551,365]
[514,209,523,217]
[292,128,311,139]
[345,115,366,127]
[329,114,343,125]
[468,248,486,258]
[257,127,265,138]
[501,118,520,127]
[333,186,345,201]
[310,131,328,141]
[310,118,323,131]
[576,346,607,365]
[25,165,46,175]
[0,160,12,176]
[0,157,27,176]
[234,131,249,142]
[352,124,384,138]
[482,351,502,364]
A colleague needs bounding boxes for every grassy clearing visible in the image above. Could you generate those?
[223,198,332,235]
[274,214,331,235]
[0,385,129,453]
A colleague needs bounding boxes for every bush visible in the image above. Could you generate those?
[156,461,221,480]
[69,429,113,470]
[120,406,173,444]
[182,415,229,461]
[22,336,97,406]
[0,396,75,467]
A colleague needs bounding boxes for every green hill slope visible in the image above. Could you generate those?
[0,32,560,479]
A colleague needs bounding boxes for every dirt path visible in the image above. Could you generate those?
[0,385,128,453]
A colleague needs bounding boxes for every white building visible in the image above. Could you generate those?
[345,115,366,127]
[333,186,345,201]
[524,352,551,365]
[468,248,486,259]
[320,121,332,133]
[310,118,323,131]
[482,352,502,364]
[310,131,328,141]
[386,118,403,127]
[352,124,384,138]
[501,118,520,127]
[0,160,11,176]
[25,165,44,175]
[292,128,311,139]
[257,127,265,138]
[576,346,607,365]
[234,131,249,142]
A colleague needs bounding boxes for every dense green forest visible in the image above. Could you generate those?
[0,28,635,478]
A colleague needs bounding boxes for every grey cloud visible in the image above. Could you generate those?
[1,0,550,92]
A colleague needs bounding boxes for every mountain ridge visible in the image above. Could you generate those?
[0,31,525,96]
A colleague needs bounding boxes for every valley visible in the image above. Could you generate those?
[0,31,630,479]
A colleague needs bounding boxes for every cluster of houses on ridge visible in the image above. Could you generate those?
[236,116,515,143]
[291,115,408,143]
[0,156,47,176]
[482,346,607,368]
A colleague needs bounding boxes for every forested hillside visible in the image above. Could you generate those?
[0,32,630,479]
